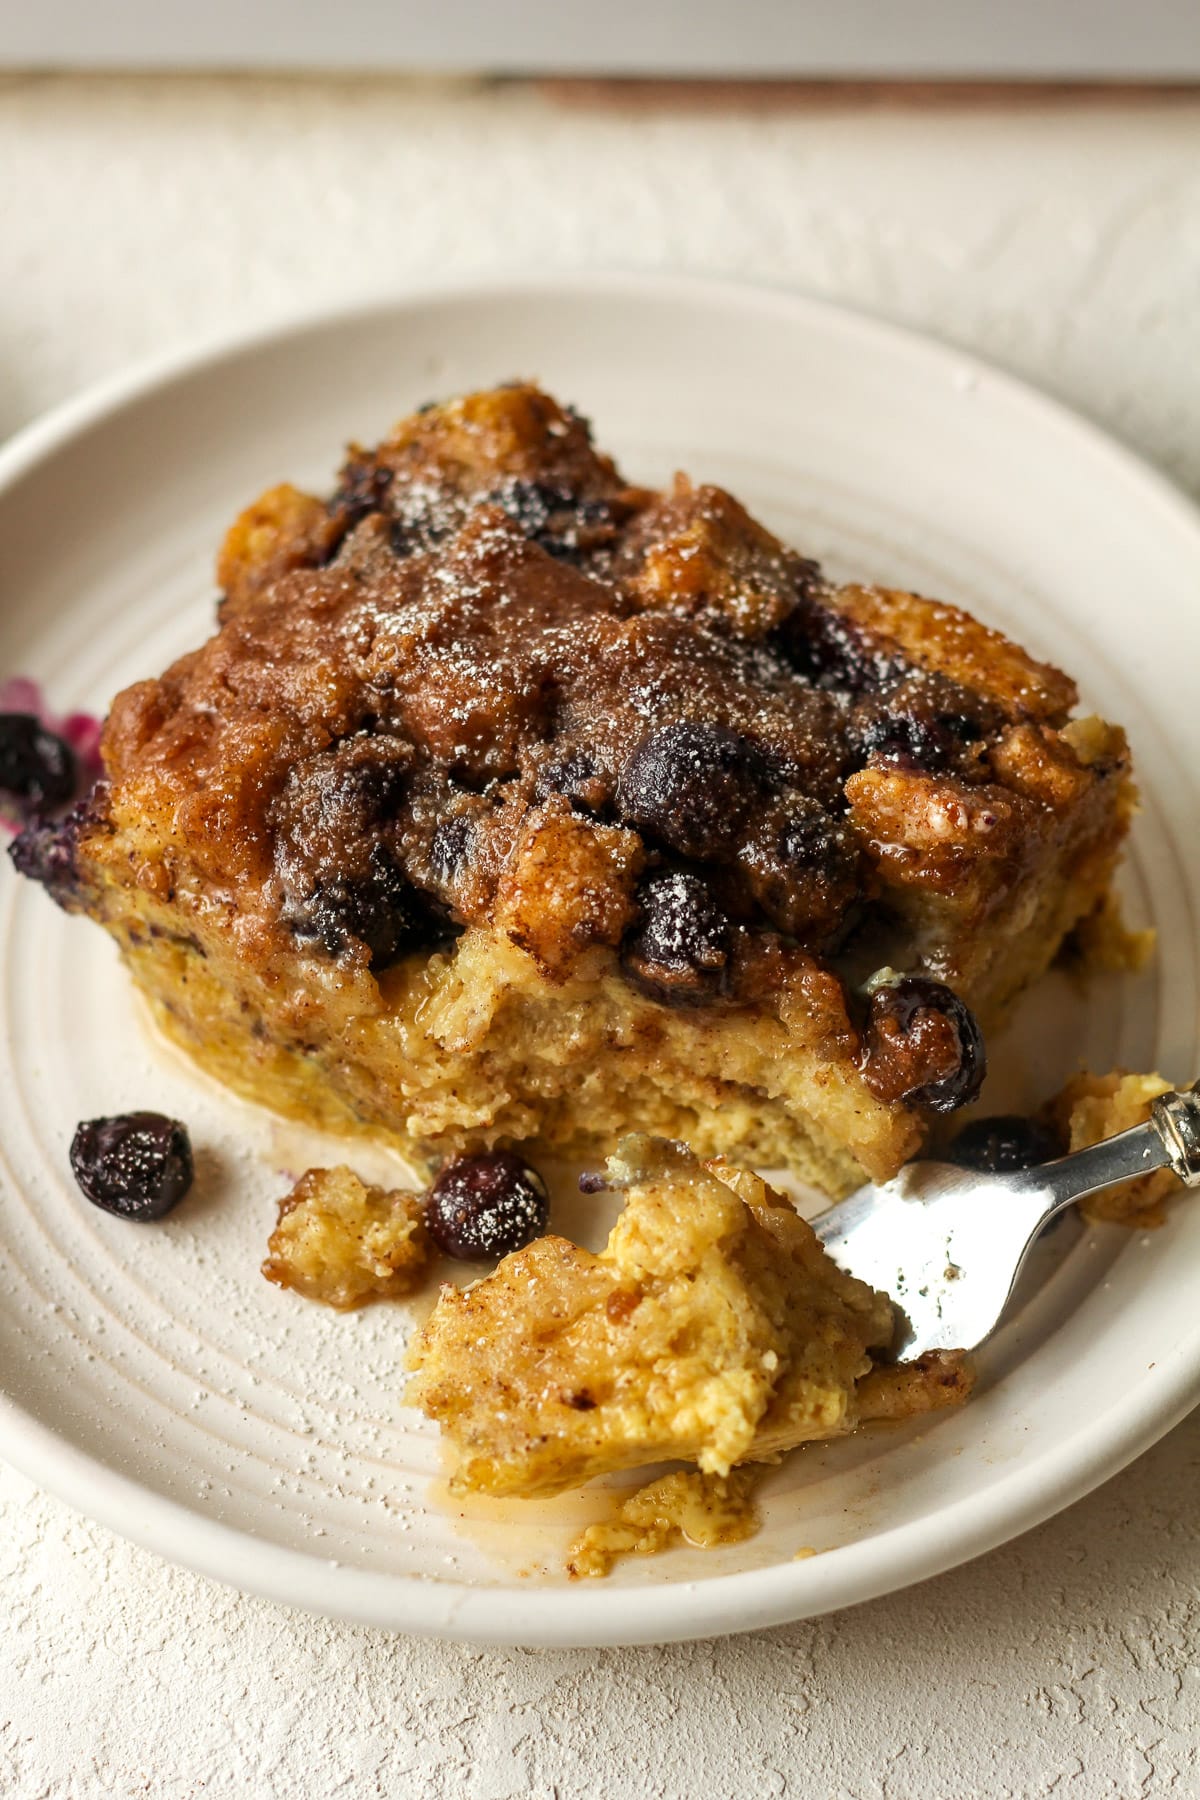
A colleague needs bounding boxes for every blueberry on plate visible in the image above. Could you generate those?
[425,1150,549,1260]
[0,712,77,819]
[947,1114,1063,1174]
[69,1112,195,1220]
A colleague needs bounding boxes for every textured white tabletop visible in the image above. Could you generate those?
[1,73,1198,1799]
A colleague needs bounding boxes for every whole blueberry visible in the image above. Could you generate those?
[425,1150,550,1260]
[69,1112,194,1220]
[860,975,986,1115]
[848,672,988,775]
[620,869,731,1004]
[947,1114,1063,1173]
[617,722,764,860]
[777,593,896,694]
[0,713,77,819]
[300,844,435,968]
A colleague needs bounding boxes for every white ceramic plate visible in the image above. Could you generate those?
[1,275,1198,1648]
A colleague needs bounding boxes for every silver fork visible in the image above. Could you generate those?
[815,1085,1200,1355]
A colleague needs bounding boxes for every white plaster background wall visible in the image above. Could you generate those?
[0,74,1198,1799]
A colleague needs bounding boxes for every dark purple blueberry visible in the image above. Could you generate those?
[486,479,619,562]
[69,1112,194,1220]
[776,801,839,867]
[776,593,898,694]
[273,738,438,968]
[860,974,986,1114]
[330,456,394,526]
[850,710,973,770]
[428,813,477,883]
[489,479,572,541]
[298,844,435,968]
[343,738,411,816]
[617,722,764,860]
[737,795,861,942]
[275,735,411,848]
[848,672,989,774]
[329,456,462,560]
[0,713,77,819]
[532,751,610,813]
[8,781,107,910]
[947,1114,1063,1174]
[424,1150,550,1260]
[620,869,731,1004]
[383,483,465,558]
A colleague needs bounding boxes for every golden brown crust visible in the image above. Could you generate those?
[490,802,645,980]
[217,483,342,616]
[88,384,1128,986]
[830,584,1077,723]
[845,764,1036,908]
[622,476,815,639]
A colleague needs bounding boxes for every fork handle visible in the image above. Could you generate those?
[1035,1084,1200,1220]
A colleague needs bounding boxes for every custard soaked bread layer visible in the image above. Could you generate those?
[13,385,1134,1188]
[407,1135,973,1497]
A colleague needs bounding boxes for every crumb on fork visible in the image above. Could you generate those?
[857,1349,976,1421]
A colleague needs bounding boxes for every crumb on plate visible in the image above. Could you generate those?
[567,1467,760,1579]
[262,1165,430,1308]
[1047,1070,1180,1228]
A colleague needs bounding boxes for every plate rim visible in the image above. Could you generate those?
[2,269,1199,1647]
